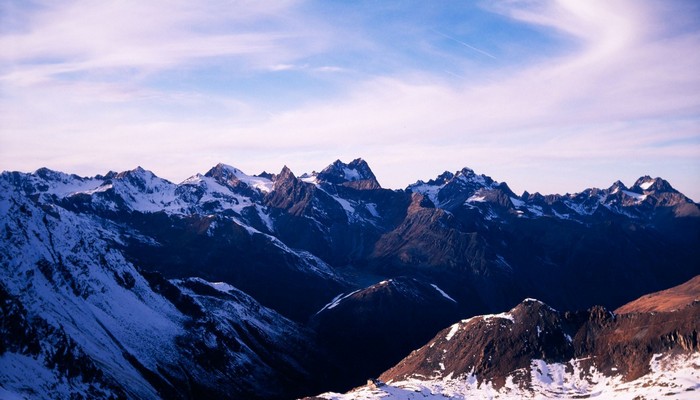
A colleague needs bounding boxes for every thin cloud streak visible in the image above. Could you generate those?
[431,29,497,59]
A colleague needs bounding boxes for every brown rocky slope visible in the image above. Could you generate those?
[380,275,700,388]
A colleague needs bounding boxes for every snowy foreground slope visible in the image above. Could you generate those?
[0,171,328,399]
[318,352,700,399]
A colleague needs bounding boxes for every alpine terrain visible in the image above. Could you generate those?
[316,276,700,399]
[1,158,698,399]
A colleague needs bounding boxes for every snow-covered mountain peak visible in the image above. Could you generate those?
[32,166,73,181]
[204,163,273,193]
[407,167,500,210]
[115,166,157,180]
[109,166,174,195]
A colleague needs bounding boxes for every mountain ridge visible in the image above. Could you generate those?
[1,158,699,399]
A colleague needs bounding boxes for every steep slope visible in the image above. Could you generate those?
[4,167,350,322]
[615,274,700,313]
[265,161,410,266]
[380,296,699,387]
[0,174,332,399]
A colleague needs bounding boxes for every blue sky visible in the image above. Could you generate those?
[1,0,699,199]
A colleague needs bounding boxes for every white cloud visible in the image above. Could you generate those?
[1,0,699,200]
[0,0,318,84]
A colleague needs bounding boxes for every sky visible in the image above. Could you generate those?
[1,0,699,200]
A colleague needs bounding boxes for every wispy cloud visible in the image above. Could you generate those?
[0,0,319,84]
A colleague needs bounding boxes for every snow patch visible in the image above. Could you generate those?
[639,180,654,190]
[342,167,361,181]
[622,190,647,202]
[316,290,362,314]
[445,323,460,341]
[466,194,486,203]
[430,284,456,303]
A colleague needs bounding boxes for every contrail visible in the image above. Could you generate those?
[432,29,497,59]
[444,70,466,79]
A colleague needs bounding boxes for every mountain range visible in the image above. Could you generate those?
[1,158,698,399]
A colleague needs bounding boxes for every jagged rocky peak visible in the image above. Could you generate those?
[115,165,150,179]
[411,171,455,187]
[256,171,274,180]
[408,166,495,190]
[631,175,676,193]
[451,167,494,186]
[275,165,297,184]
[608,180,628,193]
[266,165,314,214]
[316,158,381,190]
[405,165,500,210]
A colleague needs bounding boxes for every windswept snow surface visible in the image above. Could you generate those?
[229,168,274,193]
[318,353,700,399]
[0,172,318,399]
[0,177,184,399]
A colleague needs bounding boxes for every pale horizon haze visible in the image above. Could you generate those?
[1,0,699,200]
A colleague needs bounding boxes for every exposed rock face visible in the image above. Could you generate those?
[316,158,382,190]
[380,299,576,387]
[265,166,317,215]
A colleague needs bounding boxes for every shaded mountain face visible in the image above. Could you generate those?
[310,277,461,391]
[2,159,700,399]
